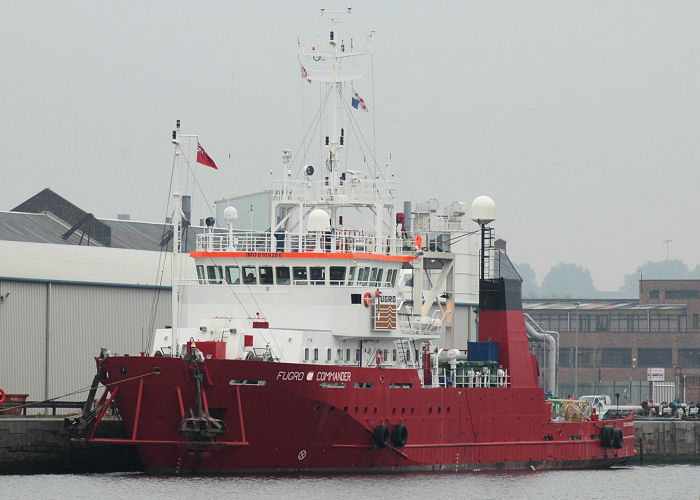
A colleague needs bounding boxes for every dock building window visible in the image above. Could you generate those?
[648,290,659,299]
[665,290,699,299]
[602,348,632,367]
[637,349,672,367]
[679,349,700,368]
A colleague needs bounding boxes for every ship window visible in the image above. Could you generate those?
[387,269,397,287]
[369,268,379,286]
[293,266,308,285]
[207,265,223,284]
[329,266,346,285]
[276,266,290,285]
[196,265,205,283]
[313,348,319,361]
[304,348,309,361]
[243,266,257,284]
[392,349,397,362]
[375,269,384,286]
[351,293,361,304]
[327,348,332,361]
[347,266,356,285]
[346,348,351,362]
[225,266,241,285]
[259,266,273,285]
[357,267,370,285]
[355,348,361,362]
[310,266,326,285]
[337,348,343,361]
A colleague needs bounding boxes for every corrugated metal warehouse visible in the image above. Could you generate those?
[0,189,200,407]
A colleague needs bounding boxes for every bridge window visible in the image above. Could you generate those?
[347,266,356,286]
[196,265,205,283]
[327,348,332,361]
[346,348,351,362]
[242,266,257,285]
[313,348,319,361]
[304,348,309,361]
[330,266,346,285]
[293,266,308,285]
[207,265,223,284]
[225,266,240,285]
[337,348,343,361]
[369,268,378,286]
[276,266,290,285]
[357,267,370,285]
[259,266,273,285]
[374,269,384,287]
[310,266,325,285]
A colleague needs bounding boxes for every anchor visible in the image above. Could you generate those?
[177,352,228,441]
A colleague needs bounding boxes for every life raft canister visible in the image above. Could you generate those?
[0,388,5,404]
[363,291,372,307]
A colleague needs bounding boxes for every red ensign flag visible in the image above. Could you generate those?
[197,142,218,170]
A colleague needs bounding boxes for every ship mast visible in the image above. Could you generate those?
[170,120,183,356]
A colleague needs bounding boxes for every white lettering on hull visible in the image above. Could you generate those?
[276,370,352,382]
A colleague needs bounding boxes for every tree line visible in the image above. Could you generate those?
[515,259,700,299]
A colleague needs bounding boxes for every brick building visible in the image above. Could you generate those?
[523,279,700,404]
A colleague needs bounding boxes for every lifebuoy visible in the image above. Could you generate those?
[376,350,383,365]
[363,291,372,307]
[0,388,5,404]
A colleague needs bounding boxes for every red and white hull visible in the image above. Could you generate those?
[95,356,634,473]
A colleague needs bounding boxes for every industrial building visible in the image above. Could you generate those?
[525,279,700,403]
[0,189,198,405]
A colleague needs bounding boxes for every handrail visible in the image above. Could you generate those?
[0,400,84,416]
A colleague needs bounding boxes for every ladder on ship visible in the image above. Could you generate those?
[395,338,416,369]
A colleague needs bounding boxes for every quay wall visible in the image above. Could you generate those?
[0,418,141,473]
[634,420,700,463]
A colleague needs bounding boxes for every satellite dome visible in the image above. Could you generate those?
[471,196,495,225]
[223,206,238,221]
[307,208,331,231]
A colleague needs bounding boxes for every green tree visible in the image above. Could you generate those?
[540,262,597,298]
[619,259,697,297]
[514,262,539,298]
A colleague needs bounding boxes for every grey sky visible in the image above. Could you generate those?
[2,1,698,291]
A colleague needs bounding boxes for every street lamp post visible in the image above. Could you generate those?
[574,302,580,398]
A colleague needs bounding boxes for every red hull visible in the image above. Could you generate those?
[95,356,635,473]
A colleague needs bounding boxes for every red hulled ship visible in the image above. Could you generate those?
[72,10,634,472]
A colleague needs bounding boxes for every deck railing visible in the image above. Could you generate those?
[196,230,412,255]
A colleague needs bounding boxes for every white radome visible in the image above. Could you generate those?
[471,196,496,225]
[223,206,238,221]
[307,208,331,231]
